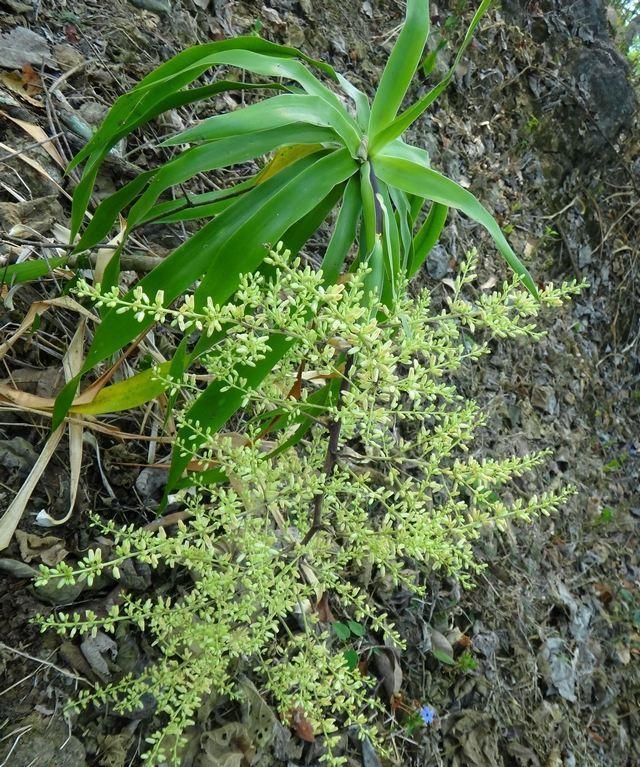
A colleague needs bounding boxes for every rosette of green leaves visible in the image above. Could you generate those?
[48,0,534,491]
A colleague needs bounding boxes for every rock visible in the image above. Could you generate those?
[79,100,108,126]
[531,385,557,415]
[0,195,63,236]
[53,43,86,71]
[285,20,306,49]
[298,0,313,17]
[426,245,449,280]
[128,0,170,13]
[570,47,636,147]
[0,27,52,69]
[560,0,608,41]
[0,715,86,767]
[0,436,38,475]
[135,466,166,500]
[537,637,577,702]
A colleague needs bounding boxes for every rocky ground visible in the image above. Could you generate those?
[0,0,638,766]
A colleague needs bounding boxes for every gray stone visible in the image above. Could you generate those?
[561,0,608,40]
[531,385,558,415]
[135,466,166,500]
[0,27,51,69]
[570,47,636,146]
[426,245,449,280]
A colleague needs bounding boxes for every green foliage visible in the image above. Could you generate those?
[23,3,586,762]
[36,248,582,765]
[9,0,537,498]
[456,650,478,673]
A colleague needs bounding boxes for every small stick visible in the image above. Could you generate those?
[301,355,354,546]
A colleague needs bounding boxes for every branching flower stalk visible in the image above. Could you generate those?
[36,247,584,766]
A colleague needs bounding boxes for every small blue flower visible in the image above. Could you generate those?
[419,705,436,725]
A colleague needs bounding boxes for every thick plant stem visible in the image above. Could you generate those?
[301,355,354,545]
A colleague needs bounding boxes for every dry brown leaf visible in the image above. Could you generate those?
[36,318,85,528]
[372,648,403,700]
[0,70,44,108]
[315,592,336,623]
[289,707,315,743]
[0,312,88,547]
[14,530,68,566]
[0,424,64,549]
[0,140,64,194]
[0,296,97,365]
[0,110,65,168]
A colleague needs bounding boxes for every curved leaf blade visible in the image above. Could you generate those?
[373,155,537,295]
[410,202,448,277]
[127,124,339,231]
[368,0,430,139]
[163,94,360,157]
[193,148,357,308]
[321,176,361,285]
[371,0,493,151]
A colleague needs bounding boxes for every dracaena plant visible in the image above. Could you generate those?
[47,0,534,492]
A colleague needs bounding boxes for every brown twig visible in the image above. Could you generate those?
[301,355,354,546]
[1,236,164,272]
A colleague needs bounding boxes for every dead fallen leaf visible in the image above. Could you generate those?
[0,110,65,168]
[315,592,336,623]
[15,530,68,566]
[0,70,43,107]
[430,628,456,665]
[289,707,315,743]
[0,140,63,193]
[80,631,118,681]
[593,582,614,606]
[372,647,403,700]
[0,557,38,578]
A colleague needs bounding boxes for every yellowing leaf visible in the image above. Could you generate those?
[256,143,324,184]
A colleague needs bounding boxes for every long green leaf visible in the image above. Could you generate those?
[69,81,278,239]
[336,73,371,131]
[177,49,345,115]
[359,162,378,255]
[373,155,537,295]
[126,124,339,231]
[166,187,351,493]
[139,178,257,225]
[377,138,430,167]
[321,177,361,285]
[70,35,338,171]
[388,185,413,271]
[371,0,493,151]
[187,185,342,365]
[77,155,321,372]
[1,257,69,285]
[410,202,448,277]
[78,150,353,370]
[192,149,357,309]
[163,94,359,157]
[368,0,430,139]
[132,37,337,91]
[71,363,171,415]
[165,335,293,494]
[74,171,155,253]
[53,159,319,430]
[376,181,401,301]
